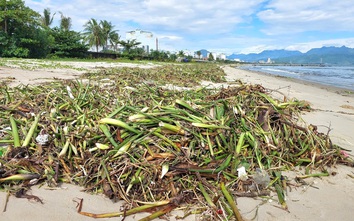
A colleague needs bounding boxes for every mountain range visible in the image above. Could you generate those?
[226,46,354,65]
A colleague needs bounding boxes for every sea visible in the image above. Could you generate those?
[240,65,354,91]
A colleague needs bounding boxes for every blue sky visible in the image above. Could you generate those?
[25,0,354,54]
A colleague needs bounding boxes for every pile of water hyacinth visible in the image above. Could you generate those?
[0,64,352,220]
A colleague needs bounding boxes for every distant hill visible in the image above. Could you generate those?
[227,46,354,65]
[306,46,354,55]
[227,49,302,61]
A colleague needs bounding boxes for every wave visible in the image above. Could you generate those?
[261,68,299,75]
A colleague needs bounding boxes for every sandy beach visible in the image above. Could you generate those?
[1,62,354,221]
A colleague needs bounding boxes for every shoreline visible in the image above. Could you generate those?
[237,64,354,92]
[233,65,354,95]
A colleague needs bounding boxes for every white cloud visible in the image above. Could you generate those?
[178,35,280,54]
[159,35,182,41]
[285,38,354,53]
[24,0,267,52]
[258,0,354,35]
[136,0,265,33]
[25,0,264,34]
[238,45,281,54]
[23,0,354,54]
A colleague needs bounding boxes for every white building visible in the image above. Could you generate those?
[206,52,227,60]
[125,29,155,53]
[266,58,274,63]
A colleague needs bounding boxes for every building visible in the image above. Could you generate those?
[125,29,155,53]
[206,52,227,60]
[266,58,274,64]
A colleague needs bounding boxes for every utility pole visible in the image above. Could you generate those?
[156,38,158,51]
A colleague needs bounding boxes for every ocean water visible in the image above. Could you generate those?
[240,65,354,91]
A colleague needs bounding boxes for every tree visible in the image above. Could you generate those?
[0,0,53,58]
[178,50,185,57]
[100,20,116,50]
[208,53,214,61]
[49,27,88,58]
[119,39,142,60]
[196,50,201,59]
[0,0,40,34]
[59,12,72,31]
[109,32,121,52]
[41,8,55,27]
[168,52,177,61]
[149,50,168,61]
[128,47,145,59]
[82,18,104,52]
[120,39,141,53]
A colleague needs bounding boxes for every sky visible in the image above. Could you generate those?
[25,0,354,54]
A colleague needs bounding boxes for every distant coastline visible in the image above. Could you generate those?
[227,46,354,66]
[249,63,328,67]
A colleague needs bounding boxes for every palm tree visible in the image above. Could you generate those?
[109,32,121,52]
[120,39,141,53]
[59,12,72,31]
[178,50,185,57]
[196,50,201,59]
[100,20,116,50]
[41,8,55,27]
[82,18,104,52]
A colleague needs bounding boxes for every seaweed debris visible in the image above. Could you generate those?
[0,63,352,220]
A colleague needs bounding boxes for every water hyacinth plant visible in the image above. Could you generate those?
[0,63,352,220]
